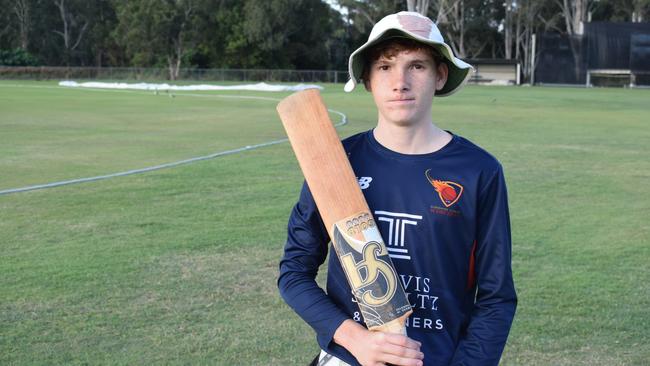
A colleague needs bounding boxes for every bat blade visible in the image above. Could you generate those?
[277,89,412,334]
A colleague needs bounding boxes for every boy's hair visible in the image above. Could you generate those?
[361,38,446,84]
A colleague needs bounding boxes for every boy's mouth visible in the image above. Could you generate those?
[388,98,416,104]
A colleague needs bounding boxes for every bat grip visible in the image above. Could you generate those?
[371,312,410,335]
[373,314,411,366]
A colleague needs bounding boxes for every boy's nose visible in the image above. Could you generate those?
[392,69,410,92]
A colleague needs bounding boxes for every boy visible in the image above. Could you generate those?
[278,11,517,366]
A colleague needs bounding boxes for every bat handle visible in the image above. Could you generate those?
[373,313,412,366]
[371,311,411,335]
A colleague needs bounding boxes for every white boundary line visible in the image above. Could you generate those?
[0,84,348,196]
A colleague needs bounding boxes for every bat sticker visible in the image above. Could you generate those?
[332,212,412,328]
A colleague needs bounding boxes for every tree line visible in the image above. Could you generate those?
[1,0,648,81]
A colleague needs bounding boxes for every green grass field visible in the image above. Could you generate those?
[1,80,648,365]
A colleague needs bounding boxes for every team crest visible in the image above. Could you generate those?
[425,169,463,208]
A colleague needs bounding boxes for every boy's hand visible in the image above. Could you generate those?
[334,319,424,366]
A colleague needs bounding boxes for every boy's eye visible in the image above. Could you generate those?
[378,65,390,71]
[412,64,424,70]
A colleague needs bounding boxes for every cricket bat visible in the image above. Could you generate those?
[277,89,412,334]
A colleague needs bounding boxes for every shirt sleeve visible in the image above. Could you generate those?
[277,182,351,351]
[450,165,517,366]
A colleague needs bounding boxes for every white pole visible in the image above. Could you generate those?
[530,33,536,85]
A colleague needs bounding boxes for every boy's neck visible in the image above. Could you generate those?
[373,119,452,155]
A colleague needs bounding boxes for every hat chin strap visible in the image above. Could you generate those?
[344,79,356,93]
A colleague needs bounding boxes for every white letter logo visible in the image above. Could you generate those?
[374,211,423,260]
[358,177,373,190]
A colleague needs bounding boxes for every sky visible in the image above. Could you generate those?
[325,0,349,16]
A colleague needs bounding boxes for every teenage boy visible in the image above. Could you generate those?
[278,11,517,366]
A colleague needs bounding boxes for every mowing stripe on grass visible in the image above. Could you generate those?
[0,85,348,195]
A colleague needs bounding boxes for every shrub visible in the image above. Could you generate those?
[0,48,39,66]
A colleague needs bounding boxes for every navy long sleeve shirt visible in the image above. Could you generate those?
[278,130,517,366]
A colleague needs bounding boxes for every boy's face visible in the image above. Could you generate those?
[366,47,448,127]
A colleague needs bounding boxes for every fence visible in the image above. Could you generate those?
[0,66,350,84]
[0,65,520,86]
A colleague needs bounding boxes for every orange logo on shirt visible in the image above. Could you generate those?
[425,169,463,208]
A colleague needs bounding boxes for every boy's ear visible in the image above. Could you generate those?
[363,78,371,91]
[435,62,449,91]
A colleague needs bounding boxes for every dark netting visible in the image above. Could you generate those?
[584,22,650,71]
[535,22,650,86]
[630,33,650,72]
[535,33,586,84]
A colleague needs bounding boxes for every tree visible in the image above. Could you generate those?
[466,0,503,57]
[431,0,467,57]
[14,0,31,50]
[337,0,404,41]
[53,0,89,66]
[630,0,650,21]
[228,0,339,69]
[431,0,501,58]
[205,0,254,68]
[0,47,38,65]
[165,0,195,79]
[591,0,650,21]
[242,0,297,68]
[514,0,546,82]
[504,0,514,59]
[555,0,597,81]
[17,0,644,79]
[85,0,118,67]
[0,0,33,51]
[113,0,198,79]
[407,0,430,14]
[557,0,589,35]
[281,0,341,69]
[0,1,15,48]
